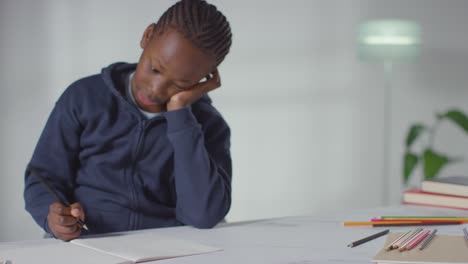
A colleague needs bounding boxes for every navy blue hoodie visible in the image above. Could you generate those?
[24,62,232,235]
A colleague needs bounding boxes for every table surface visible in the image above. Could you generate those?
[1,205,467,263]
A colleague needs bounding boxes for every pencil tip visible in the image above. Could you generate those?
[82,224,89,231]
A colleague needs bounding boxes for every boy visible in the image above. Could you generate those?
[24,0,232,241]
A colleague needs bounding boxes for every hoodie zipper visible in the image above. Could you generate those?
[129,120,147,230]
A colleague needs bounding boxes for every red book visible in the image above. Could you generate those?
[403,189,468,210]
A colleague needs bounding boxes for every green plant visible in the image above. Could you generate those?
[403,109,468,184]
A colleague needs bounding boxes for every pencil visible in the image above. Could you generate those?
[393,228,423,249]
[463,228,468,242]
[378,216,468,223]
[379,216,468,219]
[372,218,464,222]
[372,218,468,222]
[28,167,89,231]
[400,230,431,251]
[373,222,461,227]
[385,229,412,251]
[344,221,422,226]
[343,220,461,227]
[347,229,389,248]
[419,229,437,250]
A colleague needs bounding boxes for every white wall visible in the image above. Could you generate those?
[1,0,467,242]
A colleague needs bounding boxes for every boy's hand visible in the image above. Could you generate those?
[166,69,221,111]
[47,202,85,241]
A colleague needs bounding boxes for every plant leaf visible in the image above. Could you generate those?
[423,149,450,180]
[438,109,468,134]
[405,124,426,148]
[403,152,418,184]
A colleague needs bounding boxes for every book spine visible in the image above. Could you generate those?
[403,201,468,210]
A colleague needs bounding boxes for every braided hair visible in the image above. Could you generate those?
[155,0,232,65]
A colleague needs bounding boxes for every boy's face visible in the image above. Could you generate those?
[132,25,216,113]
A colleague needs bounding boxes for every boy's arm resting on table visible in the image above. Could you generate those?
[24,90,81,235]
[165,105,232,229]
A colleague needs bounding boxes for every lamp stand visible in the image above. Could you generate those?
[382,61,393,205]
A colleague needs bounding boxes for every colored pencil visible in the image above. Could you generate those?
[347,229,389,248]
[344,221,424,226]
[379,216,468,219]
[377,216,468,223]
[373,222,460,227]
[371,218,465,223]
[385,229,413,251]
[419,229,437,250]
[343,220,461,227]
[393,228,423,249]
[401,230,431,251]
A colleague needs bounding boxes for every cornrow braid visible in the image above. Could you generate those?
[155,0,232,65]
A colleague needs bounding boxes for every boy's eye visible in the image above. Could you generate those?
[150,64,187,90]
[174,84,187,91]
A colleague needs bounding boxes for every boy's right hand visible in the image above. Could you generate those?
[47,202,85,241]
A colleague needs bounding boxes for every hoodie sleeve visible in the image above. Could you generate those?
[24,89,82,234]
[164,103,232,228]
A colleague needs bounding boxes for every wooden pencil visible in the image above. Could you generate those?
[378,216,468,223]
[393,228,423,249]
[401,230,431,251]
[419,229,437,250]
[385,229,413,251]
[343,220,461,227]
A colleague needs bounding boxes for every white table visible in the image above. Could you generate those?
[1,205,467,263]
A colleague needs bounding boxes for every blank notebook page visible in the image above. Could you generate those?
[0,242,131,264]
[71,232,221,262]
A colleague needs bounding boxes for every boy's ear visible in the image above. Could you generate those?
[140,23,157,49]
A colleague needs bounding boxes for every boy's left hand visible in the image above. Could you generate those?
[166,69,221,111]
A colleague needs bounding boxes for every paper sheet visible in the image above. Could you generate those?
[71,232,221,262]
[0,242,131,264]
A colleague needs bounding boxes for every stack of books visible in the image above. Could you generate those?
[403,176,468,210]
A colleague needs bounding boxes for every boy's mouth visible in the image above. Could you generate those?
[136,91,161,106]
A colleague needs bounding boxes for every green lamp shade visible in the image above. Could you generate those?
[358,20,422,62]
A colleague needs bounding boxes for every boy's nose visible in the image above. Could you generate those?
[150,76,171,101]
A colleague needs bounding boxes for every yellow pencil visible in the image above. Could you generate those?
[343,221,424,226]
[381,217,468,222]
[343,220,461,226]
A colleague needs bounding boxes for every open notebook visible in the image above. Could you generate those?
[0,232,220,264]
[372,232,468,264]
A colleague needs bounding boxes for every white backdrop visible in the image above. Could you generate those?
[0,0,467,241]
